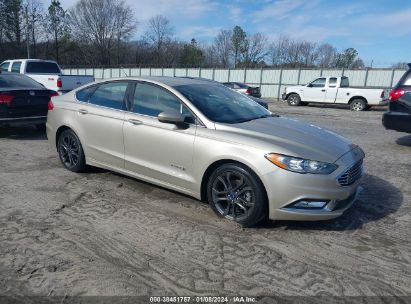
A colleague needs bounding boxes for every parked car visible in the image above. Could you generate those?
[249,96,268,109]
[0,59,94,94]
[282,76,386,111]
[382,64,411,134]
[47,77,364,227]
[0,71,58,128]
[223,82,262,98]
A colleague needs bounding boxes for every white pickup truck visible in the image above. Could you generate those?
[0,59,94,94]
[282,76,386,111]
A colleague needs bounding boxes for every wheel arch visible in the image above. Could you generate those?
[55,125,72,148]
[200,159,269,209]
[285,92,300,100]
[348,96,368,105]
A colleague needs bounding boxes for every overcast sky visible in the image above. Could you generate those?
[60,0,411,66]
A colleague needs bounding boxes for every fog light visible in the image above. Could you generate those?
[292,200,328,209]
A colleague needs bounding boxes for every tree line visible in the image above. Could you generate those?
[0,0,400,69]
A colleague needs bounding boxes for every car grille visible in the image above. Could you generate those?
[337,159,363,186]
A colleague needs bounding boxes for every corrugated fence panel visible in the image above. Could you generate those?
[130,68,140,76]
[299,70,321,84]
[200,69,213,79]
[322,69,343,77]
[140,68,151,76]
[163,68,174,76]
[187,69,200,77]
[245,69,261,84]
[150,68,163,76]
[214,69,229,82]
[175,68,186,77]
[281,70,299,84]
[392,70,406,86]
[366,70,392,87]
[229,69,245,82]
[261,85,279,98]
[343,70,367,86]
[111,68,120,78]
[94,69,104,79]
[261,70,281,84]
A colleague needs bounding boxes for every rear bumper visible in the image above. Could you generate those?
[382,111,411,133]
[0,116,47,126]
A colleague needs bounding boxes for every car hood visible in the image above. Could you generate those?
[215,116,353,163]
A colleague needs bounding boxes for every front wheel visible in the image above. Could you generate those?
[57,129,86,172]
[286,94,301,106]
[350,99,367,111]
[207,163,267,227]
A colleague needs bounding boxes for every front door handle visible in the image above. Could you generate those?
[321,89,326,92]
[128,118,143,125]
[78,109,88,115]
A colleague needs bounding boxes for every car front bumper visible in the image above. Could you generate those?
[263,147,364,221]
[382,111,411,133]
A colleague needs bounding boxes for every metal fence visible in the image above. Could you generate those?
[62,67,406,98]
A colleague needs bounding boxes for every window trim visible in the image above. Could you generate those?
[0,62,10,71]
[309,77,326,88]
[11,61,22,73]
[129,80,204,126]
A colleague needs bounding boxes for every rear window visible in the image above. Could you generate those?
[234,82,248,88]
[25,62,61,74]
[0,74,44,89]
[340,77,349,88]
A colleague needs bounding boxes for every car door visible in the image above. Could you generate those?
[74,81,130,169]
[123,81,198,191]
[303,77,327,102]
[324,77,338,103]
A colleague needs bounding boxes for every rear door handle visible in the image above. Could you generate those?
[78,109,88,115]
[128,118,143,125]
[321,89,326,92]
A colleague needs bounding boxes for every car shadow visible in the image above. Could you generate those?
[0,125,47,140]
[396,135,411,147]
[258,174,402,231]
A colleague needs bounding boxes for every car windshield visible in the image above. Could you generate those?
[174,84,271,124]
[0,74,44,89]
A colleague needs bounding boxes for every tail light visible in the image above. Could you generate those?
[57,78,62,88]
[389,89,405,101]
[0,92,14,105]
[48,92,58,110]
[245,88,252,94]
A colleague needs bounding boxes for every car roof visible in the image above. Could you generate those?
[114,76,224,87]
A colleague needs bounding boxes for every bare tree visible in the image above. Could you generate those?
[70,0,136,65]
[22,0,43,58]
[144,15,173,65]
[391,62,409,69]
[241,32,267,67]
[315,43,337,68]
[213,29,232,68]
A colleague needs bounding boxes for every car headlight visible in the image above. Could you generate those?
[265,153,338,174]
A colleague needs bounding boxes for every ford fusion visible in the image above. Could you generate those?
[46,77,364,227]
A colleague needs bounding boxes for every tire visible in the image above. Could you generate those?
[350,99,367,111]
[207,163,267,227]
[286,94,301,106]
[57,129,86,172]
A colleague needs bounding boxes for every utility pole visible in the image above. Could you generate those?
[24,5,31,59]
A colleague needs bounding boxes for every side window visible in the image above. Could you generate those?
[11,61,22,73]
[0,62,9,72]
[76,86,96,102]
[88,82,128,110]
[329,77,337,88]
[310,78,326,88]
[132,83,194,121]
[340,77,349,87]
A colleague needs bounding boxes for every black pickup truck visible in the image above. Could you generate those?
[0,71,57,128]
[383,64,411,134]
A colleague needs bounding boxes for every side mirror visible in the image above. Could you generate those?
[158,111,186,125]
[307,83,313,88]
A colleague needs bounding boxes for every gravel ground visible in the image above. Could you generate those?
[0,101,410,301]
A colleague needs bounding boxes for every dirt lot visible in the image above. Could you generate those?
[0,101,410,301]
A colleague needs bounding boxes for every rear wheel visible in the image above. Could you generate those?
[57,129,86,172]
[287,94,301,106]
[207,163,267,227]
[350,99,367,111]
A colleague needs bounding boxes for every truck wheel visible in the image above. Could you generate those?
[350,99,367,111]
[287,94,301,106]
